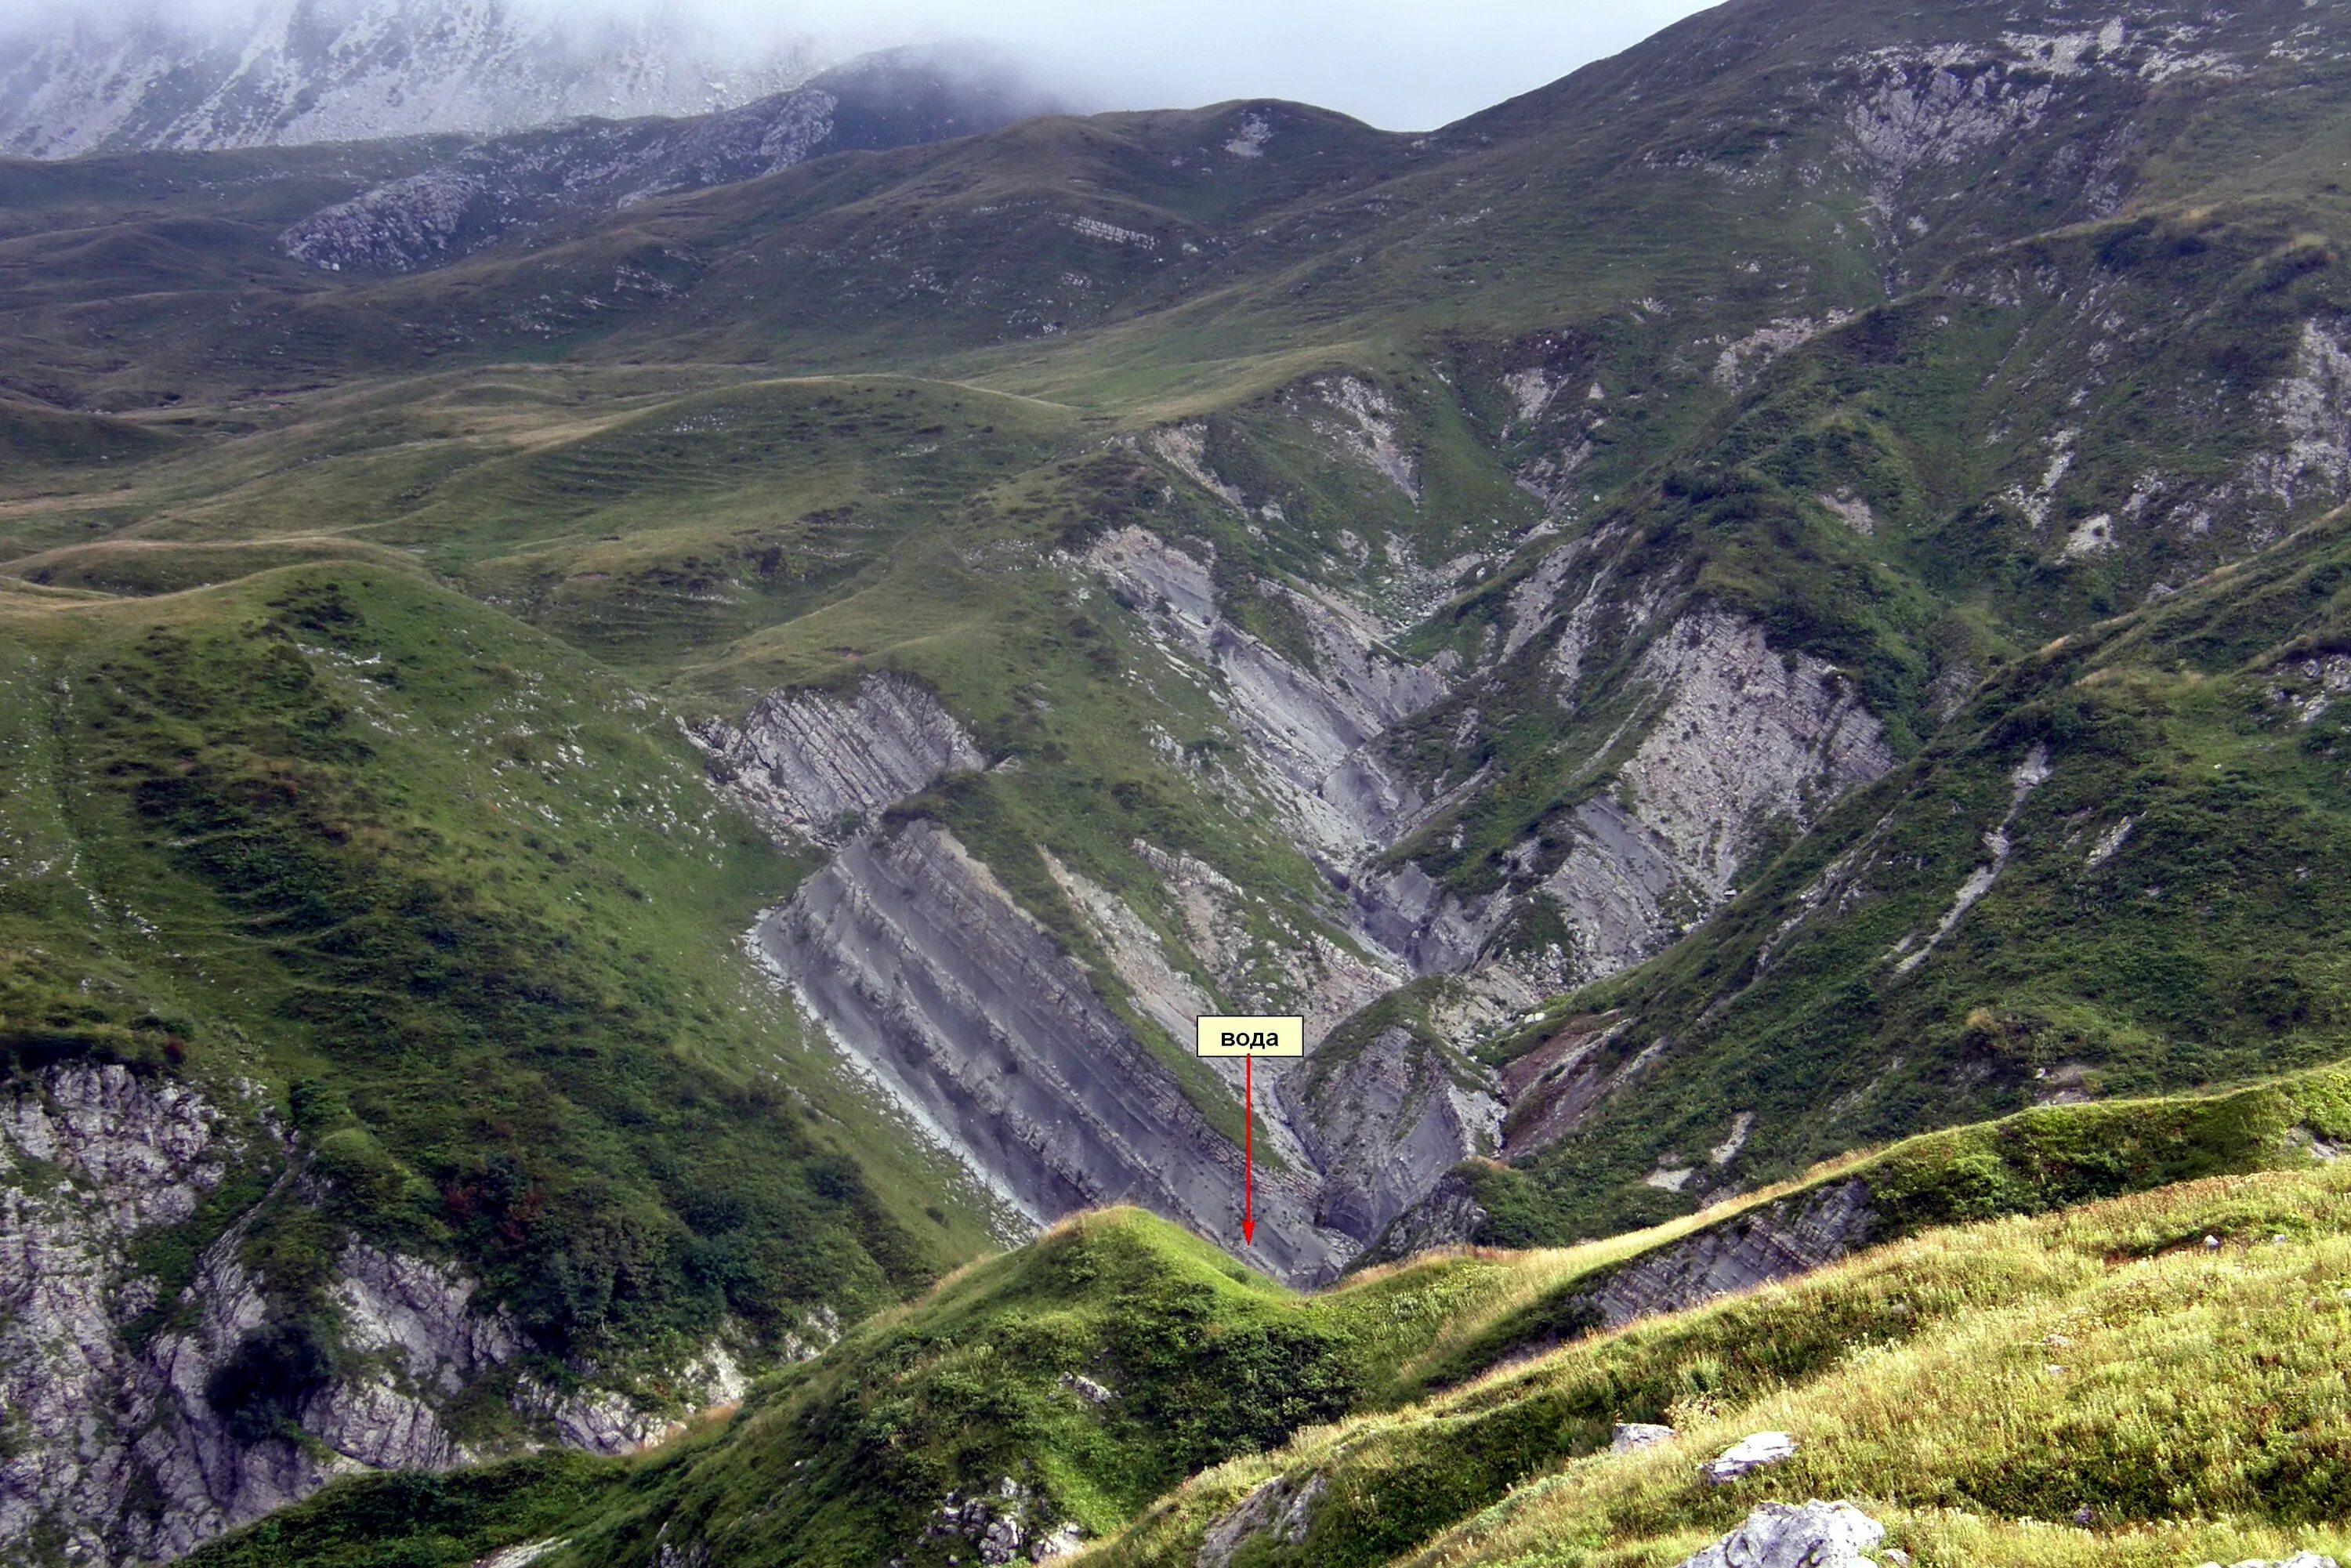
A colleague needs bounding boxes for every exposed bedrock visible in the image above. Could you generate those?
[692,672,984,844]
[1085,526,1445,863]
[1542,603,1895,979]
[1291,1027,1501,1242]
[0,1065,764,1566]
[1579,1178,1875,1329]
[1084,526,1494,979]
[758,820,1357,1283]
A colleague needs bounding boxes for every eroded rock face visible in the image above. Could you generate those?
[332,1242,522,1395]
[1583,1179,1874,1329]
[0,1064,755,1564]
[694,672,984,845]
[759,820,1356,1282]
[280,172,501,273]
[1086,527,1447,864]
[1545,607,1893,981]
[0,1065,245,1561]
[1295,1027,1499,1244]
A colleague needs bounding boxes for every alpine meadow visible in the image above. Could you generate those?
[7,1,2351,1564]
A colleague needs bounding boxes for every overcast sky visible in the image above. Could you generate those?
[798,1,1723,129]
[5,0,1724,131]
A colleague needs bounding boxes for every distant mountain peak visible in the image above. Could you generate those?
[0,0,820,158]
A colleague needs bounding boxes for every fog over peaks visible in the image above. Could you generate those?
[0,0,1717,132]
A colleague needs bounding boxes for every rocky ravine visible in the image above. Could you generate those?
[716,670,1472,1283]
[718,452,1896,1281]
[0,1065,762,1565]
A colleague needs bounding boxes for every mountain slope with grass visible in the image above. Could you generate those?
[177,1068,2351,1567]
[16,0,2351,1560]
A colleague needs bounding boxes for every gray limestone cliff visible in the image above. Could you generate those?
[694,672,984,845]
[758,820,1356,1284]
[0,1064,763,1565]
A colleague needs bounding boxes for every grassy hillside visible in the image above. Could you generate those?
[0,563,994,1399]
[180,1069,2351,1567]
[21,0,2351,1558]
[1100,1161,2351,1568]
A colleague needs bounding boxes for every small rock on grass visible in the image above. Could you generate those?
[1611,1421,1677,1452]
[1702,1430,1799,1484]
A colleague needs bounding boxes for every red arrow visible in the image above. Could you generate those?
[1242,1054,1256,1246]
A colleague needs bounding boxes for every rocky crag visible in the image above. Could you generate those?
[0,1059,780,1563]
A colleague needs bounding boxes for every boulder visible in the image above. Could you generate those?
[1672,1500,1885,1568]
[1702,1430,1800,1485]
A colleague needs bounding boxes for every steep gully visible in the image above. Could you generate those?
[697,436,1893,1283]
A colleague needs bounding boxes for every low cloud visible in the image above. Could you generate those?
[0,0,1716,129]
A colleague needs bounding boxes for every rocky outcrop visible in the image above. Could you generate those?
[1582,1179,1874,1330]
[1085,525,1492,983]
[1309,376,1420,502]
[928,1476,1085,1564]
[1612,1421,1676,1452]
[1128,839,1400,1046]
[1544,607,1893,981]
[1359,1169,1491,1262]
[266,43,1060,272]
[1294,1027,1499,1243]
[1196,1472,1328,1568]
[332,1243,521,1396]
[1889,743,2050,976]
[280,172,504,273]
[1,1064,247,1562]
[1701,1432,1802,1487]
[0,1063,759,1564]
[1086,527,1447,864]
[759,820,1355,1282]
[694,672,984,845]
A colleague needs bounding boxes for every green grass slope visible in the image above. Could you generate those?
[180,1067,2351,1568]
[0,563,995,1408]
[1098,1161,2351,1568]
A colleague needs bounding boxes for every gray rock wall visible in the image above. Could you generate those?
[0,1064,762,1565]
[759,820,1357,1283]
[694,672,984,845]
